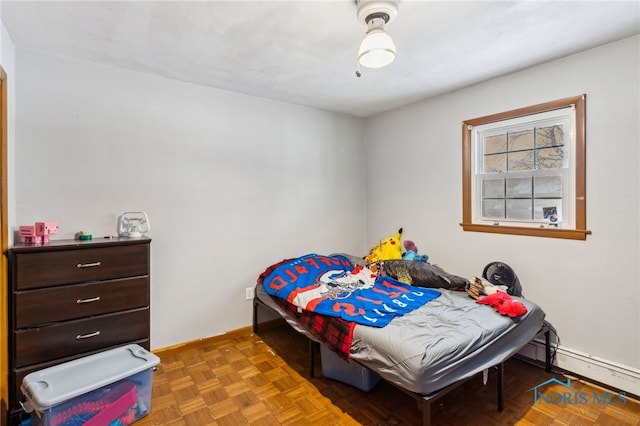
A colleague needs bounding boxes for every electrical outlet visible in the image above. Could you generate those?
[245,287,255,300]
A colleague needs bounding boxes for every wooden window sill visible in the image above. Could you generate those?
[460,223,591,240]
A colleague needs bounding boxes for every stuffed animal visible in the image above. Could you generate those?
[364,228,403,264]
[404,240,417,253]
[401,240,429,262]
[476,290,527,317]
[499,298,528,317]
[467,276,508,299]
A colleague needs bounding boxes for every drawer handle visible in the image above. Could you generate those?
[76,331,101,340]
[77,296,101,304]
[77,261,101,268]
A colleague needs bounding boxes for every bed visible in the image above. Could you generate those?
[253,254,550,426]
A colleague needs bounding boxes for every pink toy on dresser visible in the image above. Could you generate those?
[19,221,58,244]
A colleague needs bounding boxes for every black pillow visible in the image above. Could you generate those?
[383,260,469,290]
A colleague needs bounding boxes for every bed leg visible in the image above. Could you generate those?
[309,339,316,378]
[420,399,431,426]
[497,362,504,412]
[252,297,259,333]
[545,329,552,372]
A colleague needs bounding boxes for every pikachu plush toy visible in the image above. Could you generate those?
[364,228,403,266]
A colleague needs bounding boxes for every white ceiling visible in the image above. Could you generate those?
[1,1,639,117]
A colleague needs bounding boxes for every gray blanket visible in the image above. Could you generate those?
[350,289,545,395]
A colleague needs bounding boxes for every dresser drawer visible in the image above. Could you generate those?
[13,308,149,368]
[14,244,149,290]
[15,276,149,329]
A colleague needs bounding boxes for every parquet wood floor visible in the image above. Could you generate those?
[135,323,640,425]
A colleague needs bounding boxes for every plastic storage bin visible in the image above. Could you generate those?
[320,344,380,392]
[21,344,160,426]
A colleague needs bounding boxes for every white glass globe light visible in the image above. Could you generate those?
[358,29,396,68]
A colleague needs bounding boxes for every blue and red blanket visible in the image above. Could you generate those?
[260,254,440,328]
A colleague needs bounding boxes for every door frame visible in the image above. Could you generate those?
[0,65,9,421]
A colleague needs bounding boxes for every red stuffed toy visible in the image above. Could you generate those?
[476,291,527,317]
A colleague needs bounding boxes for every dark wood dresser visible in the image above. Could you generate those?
[7,237,151,423]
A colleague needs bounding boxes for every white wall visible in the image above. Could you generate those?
[364,36,640,392]
[13,50,366,350]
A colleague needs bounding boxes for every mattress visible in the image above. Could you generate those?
[256,284,545,396]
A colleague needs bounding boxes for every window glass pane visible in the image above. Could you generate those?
[506,199,532,220]
[508,130,533,151]
[484,153,506,173]
[536,125,563,148]
[534,200,562,221]
[484,134,506,154]
[482,199,504,219]
[507,177,532,197]
[534,175,562,198]
[508,150,534,171]
[482,178,504,198]
[536,147,563,169]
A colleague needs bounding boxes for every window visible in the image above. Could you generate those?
[461,95,590,240]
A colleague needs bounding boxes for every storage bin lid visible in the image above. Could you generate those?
[21,344,160,412]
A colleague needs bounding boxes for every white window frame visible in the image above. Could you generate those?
[461,95,590,240]
[471,108,574,228]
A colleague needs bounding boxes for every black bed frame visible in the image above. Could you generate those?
[253,296,551,426]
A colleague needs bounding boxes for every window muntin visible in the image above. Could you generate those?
[461,95,589,240]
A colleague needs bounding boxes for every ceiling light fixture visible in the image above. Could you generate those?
[356,0,398,71]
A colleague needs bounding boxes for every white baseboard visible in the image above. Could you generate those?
[519,338,640,397]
